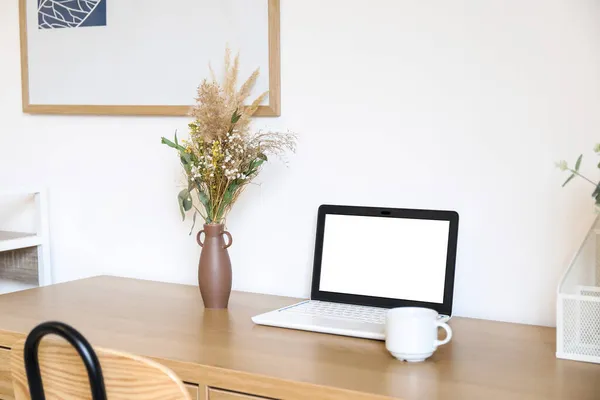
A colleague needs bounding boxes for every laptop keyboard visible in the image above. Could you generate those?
[282,301,387,324]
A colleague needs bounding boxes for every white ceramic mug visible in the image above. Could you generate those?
[385,307,452,362]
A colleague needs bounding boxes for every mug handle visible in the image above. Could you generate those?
[435,321,452,347]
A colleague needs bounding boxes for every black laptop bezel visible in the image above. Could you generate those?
[310,204,459,316]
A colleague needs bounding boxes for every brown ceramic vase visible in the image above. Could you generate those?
[196,223,233,309]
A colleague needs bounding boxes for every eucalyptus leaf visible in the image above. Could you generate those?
[177,189,192,222]
[161,136,186,152]
[592,183,600,201]
[197,189,210,212]
[198,190,209,205]
[161,137,178,148]
[196,188,213,222]
[180,159,192,175]
[575,154,583,171]
[189,211,197,236]
[180,151,192,168]
[177,193,186,220]
[182,195,192,212]
[562,174,575,187]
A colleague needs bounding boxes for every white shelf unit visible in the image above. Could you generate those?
[0,189,52,295]
[0,231,43,252]
[557,216,600,364]
[0,278,37,295]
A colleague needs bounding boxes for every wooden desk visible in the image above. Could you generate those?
[0,276,598,400]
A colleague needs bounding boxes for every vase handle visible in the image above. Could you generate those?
[222,231,233,249]
[196,230,205,247]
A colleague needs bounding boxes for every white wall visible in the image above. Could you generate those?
[1,0,600,326]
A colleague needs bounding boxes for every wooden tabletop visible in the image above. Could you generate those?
[0,276,598,400]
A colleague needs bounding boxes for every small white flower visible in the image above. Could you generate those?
[555,160,568,171]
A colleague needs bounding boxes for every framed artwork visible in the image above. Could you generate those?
[19,0,280,117]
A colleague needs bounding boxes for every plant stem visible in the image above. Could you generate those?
[193,205,207,221]
[570,169,598,187]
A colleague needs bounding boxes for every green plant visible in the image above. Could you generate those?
[161,49,296,232]
[556,144,600,204]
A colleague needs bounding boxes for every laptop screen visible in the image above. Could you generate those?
[318,214,450,304]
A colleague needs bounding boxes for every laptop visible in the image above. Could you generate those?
[252,204,459,340]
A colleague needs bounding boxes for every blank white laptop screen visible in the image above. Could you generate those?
[318,214,450,304]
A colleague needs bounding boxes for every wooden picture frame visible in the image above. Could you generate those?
[18,0,281,117]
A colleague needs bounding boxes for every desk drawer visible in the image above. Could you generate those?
[0,348,13,400]
[185,383,199,400]
[208,388,270,400]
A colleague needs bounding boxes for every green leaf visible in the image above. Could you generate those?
[575,154,583,171]
[597,161,600,169]
[196,188,213,222]
[180,151,192,170]
[182,195,192,212]
[166,133,197,176]
[161,136,187,152]
[241,158,266,179]
[257,153,268,162]
[161,137,177,148]
[177,189,192,220]
[562,174,575,187]
[177,196,185,220]
[197,189,210,212]
[231,109,241,124]
[592,183,600,201]
[248,157,266,172]
[215,181,240,221]
[189,211,197,236]
[180,160,192,175]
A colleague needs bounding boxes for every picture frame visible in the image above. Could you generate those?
[18,0,281,117]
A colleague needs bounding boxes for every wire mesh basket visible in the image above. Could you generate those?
[557,216,600,363]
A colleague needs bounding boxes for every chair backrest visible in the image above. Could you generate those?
[10,338,192,400]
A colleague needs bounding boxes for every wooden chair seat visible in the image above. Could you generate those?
[11,336,191,399]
